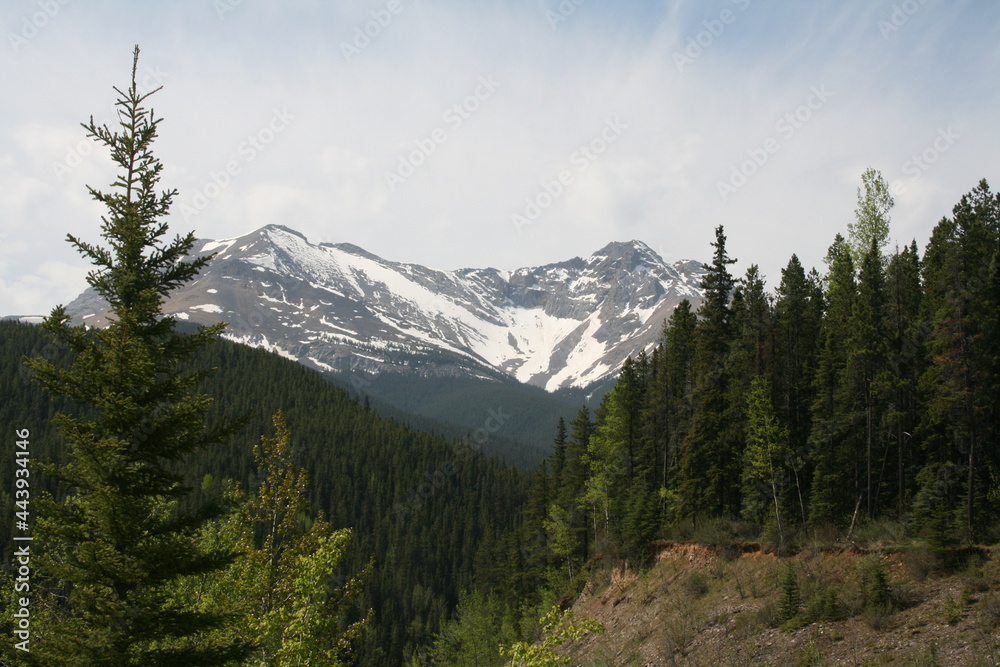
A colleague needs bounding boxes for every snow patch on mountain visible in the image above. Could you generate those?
[67,225,706,392]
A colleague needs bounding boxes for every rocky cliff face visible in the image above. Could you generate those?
[67,224,704,392]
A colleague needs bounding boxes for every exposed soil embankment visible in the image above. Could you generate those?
[559,542,1000,665]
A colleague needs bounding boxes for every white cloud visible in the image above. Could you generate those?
[1,0,998,314]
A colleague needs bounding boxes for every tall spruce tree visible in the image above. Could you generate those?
[879,243,923,516]
[773,255,822,463]
[660,300,697,495]
[560,406,593,567]
[678,226,739,519]
[773,256,823,524]
[807,235,858,527]
[848,240,889,518]
[642,306,696,512]
[22,48,247,665]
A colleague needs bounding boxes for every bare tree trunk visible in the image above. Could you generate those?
[866,390,873,518]
[771,479,784,544]
[846,492,864,544]
[792,465,806,525]
[898,426,905,517]
[968,432,976,542]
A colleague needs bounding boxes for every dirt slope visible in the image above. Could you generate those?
[559,542,1000,666]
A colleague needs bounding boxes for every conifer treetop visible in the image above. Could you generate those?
[67,45,213,331]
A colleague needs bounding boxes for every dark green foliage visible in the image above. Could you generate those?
[683,572,710,599]
[802,588,841,624]
[418,590,516,666]
[678,226,740,519]
[773,256,822,459]
[848,240,889,519]
[620,478,660,566]
[916,180,1000,541]
[192,340,528,665]
[857,557,893,612]
[807,235,859,527]
[358,373,578,466]
[778,564,802,624]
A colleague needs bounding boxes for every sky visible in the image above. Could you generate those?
[1,0,998,316]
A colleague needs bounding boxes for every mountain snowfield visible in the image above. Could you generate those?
[67,225,705,392]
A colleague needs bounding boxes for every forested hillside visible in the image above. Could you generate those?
[422,174,1000,665]
[351,372,579,466]
[0,319,529,664]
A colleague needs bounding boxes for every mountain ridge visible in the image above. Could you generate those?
[66,224,705,393]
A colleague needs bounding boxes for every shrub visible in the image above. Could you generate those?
[754,600,779,629]
[943,592,964,625]
[852,517,908,548]
[904,546,939,582]
[857,557,893,612]
[683,572,710,599]
[778,564,802,625]
[803,588,842,624]
[979,592,1000,631]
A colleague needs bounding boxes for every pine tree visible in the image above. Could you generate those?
[22,47,247,664]
[557,406,593,565]
[678,226,739,520]
[723,266,774,520]
[550,418,568,484]
[773,255,823,524]
[613,355,650,488]
[661,300,697,491]
[808,235,858,527]
[879,242,923,516]
[848,239,888,518]
[778,564,802,624]
[773,255,822,459]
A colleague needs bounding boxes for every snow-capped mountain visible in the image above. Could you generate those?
[66,225,705,392]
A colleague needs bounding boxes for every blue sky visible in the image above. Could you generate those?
[1,0,998,315]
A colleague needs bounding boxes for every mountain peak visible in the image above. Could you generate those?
[259,223,308,241]
[585,240,666,274]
